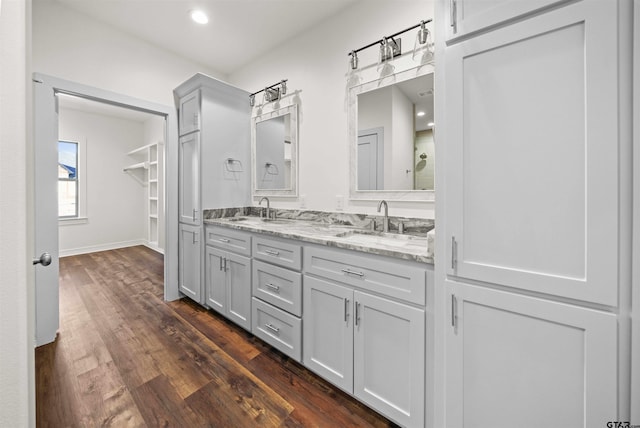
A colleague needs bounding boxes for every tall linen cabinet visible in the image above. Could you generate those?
[174,74,251,304]
[434,0,633,427]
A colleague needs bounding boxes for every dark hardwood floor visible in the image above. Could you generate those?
[36,245,397,427]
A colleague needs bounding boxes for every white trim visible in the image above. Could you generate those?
[33,73,179,302]
[58,216,88,226]
[59,239,147,258]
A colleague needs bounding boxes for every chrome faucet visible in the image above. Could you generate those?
[259,197,271,219]
[377,200,389,232]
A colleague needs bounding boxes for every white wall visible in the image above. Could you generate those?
[0,0,33,426]
[58,107,148,256]
[391,85,415,190]
[229,0,435,218]
[32,0,224,106]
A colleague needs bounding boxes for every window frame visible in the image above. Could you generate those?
[58,140,79,219]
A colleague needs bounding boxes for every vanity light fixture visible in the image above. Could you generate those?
[190,9,209,24]
[348,18,432,70]
[349,50,358,70]
[249,79,288,106]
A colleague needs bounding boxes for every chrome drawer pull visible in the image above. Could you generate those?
[265,249,280,256]
[341,268,365,277]
[265,283,280,292]
[218,238,230,243]
[265,323,280,333]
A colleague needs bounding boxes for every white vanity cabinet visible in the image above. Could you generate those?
[174,74,251,306]
[251,235,303,361]
[204,226,252,331]
[445,280,617,427]
[303,246,427,428]
[437,0,630,424]
[178,223,201,302]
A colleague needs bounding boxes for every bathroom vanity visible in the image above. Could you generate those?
[201,211,434,428]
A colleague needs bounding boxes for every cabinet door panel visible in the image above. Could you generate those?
[445,281,617,428]
[445,0,571,41]
[179,89,200,135]
[444,1,618,305]
[353,291,425,428]
[204,246,226,314]
[303,276,353,394]
[226,253,251,331]
[179,224,201,302]
[178,132,200,225]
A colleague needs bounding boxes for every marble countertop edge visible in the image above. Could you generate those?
[204,216,434,265]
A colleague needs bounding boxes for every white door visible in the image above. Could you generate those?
[178,89,200,136]
[443,1,619,305]
[205,246,226,314]
[179,132,200,225]
[445,280,617,428]
[302,275,354,394]
[357,128,383,190]
[226,252,251,331]
[33,81,60,346]
[353,291,425,428]
[178,223,201,303]
[445,0,571,41]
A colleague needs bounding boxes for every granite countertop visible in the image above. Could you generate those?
[204,213,434,265]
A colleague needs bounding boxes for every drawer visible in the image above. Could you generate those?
[252,297,302,362]
[253,236,302,271]
[304,246,426,305]
[253,260,302,316]
[205,225,251,256]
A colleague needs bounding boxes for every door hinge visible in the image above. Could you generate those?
[451,294,458,333]
[451,236,458,270]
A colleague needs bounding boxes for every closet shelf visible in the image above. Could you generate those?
[123,161,149,172]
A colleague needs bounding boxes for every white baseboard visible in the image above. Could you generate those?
[143,242,165,255]
[59,239,147,257]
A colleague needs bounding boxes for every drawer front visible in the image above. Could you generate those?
[252,297,302,362]
[205,226,251,256]
[304,246,426,305]
[253,236,302,271]
[253,260,302,316]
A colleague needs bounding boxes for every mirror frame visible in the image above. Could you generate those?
[251,103,299,198]
[348,64,435,202]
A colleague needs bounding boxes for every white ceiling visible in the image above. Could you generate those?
[54,0,359,76]
[57,93,161,123]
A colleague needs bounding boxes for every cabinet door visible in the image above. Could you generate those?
[445,281,617,428]
[178,132,200,225]
[226,252,251,331]
[303,276,354,394]
[178,89,200,135]
[178,224,201,303]
[443,1,619,305]
[204,246,226,314]
[353,291,425,428]
[444,0,570,41]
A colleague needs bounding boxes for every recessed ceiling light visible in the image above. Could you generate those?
[417,111,426,117]
[427,122,435,127]
[190,10,209,24]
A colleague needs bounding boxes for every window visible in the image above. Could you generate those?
[58,141,78,218]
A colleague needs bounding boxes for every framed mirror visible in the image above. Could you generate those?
[348,65,435,201]
[251,104,298,197]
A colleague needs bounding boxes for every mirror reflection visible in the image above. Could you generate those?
[255,115,291,190]
[252,104,298,197]
[356,72,434,191]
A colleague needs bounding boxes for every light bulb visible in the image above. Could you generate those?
[190,10,209,25]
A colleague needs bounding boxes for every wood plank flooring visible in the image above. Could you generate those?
[36,245,398,427]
